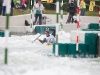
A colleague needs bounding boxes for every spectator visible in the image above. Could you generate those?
[21,0,27,13]
[14,0,21,9]
[10,0,15,16]
[33,0,45,25]
[80,0,86,16]
[0,0,3,15]
[66,1,77,23]
[2,0,6,16]
[69,0,74,3]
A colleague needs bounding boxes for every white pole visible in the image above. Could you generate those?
[60,0,63,30]
[99,6,100,27]
[55,0,59,56]
[76,0,80,51]
[4,0,11,75]
[30,0,33,32]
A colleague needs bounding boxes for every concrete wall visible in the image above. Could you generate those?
[0,24,90,33]
[0,14,99,33]
[0,14,32,26]
[0,14,99,26]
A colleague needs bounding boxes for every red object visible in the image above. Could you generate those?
[77,7,80,14]
[99,20,100,23]
[99,8,100,11]
[99,14,100,17]
[76,36,79,43]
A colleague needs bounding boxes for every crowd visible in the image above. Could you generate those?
[0,0,27,16]
[14,0,27,10]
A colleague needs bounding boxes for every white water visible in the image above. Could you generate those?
[0,31,100,75]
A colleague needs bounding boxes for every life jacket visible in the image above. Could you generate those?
[45,35,55,43]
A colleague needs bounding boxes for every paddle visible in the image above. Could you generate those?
[32,34,42,43]
[32,27,49,43]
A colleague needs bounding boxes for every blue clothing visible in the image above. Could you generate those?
[80,8,86,16]
[2,6,6,16]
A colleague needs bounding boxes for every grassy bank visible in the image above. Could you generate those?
[13,9,98,16]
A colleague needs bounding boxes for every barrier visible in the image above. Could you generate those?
[85,33,98,57]
[52,43,91,58]
[53,32,99,58]
[0,31,11,37]
[78,43,88,58]
[89,23,99,29]
[98,33,100,57]
[53,43,67,57]
[35,26,55,34]
[67,43,78,58]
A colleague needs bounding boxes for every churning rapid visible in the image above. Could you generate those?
[0,31,100,75]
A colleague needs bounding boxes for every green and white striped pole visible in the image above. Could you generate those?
[4,0,11,64]
[33,0,36,24]
[55,0,59,56]
[34,0,36,9]
[60,0,63,30]
[30,0,33,29]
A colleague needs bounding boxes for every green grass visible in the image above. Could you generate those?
[85,11,98,16]
[45,9,67,15]
[13,9,30,15]
[13,9,98,16]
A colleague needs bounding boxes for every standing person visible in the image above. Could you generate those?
[80,0,86,16]
[2,0,6,16]
[0,0,3,15]
[33,0,44,25]
[74,0,77,6]
[10,0,15,16]
[69,0,74,3]
[66,1,77,23]
[21,0,26,13]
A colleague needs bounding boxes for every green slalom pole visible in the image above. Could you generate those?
[4,0,11,64]
[55,0,59,56]
[60,0,63,30]
[33,0,36,25]
[30,0,33,28]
